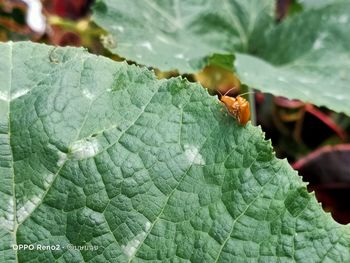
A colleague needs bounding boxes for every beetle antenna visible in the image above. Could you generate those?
[222,87,236,96]
[238,91,256,97]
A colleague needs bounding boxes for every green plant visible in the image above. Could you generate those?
[1,40,349,262]
[93,0,350,115]
[1,0,350,262]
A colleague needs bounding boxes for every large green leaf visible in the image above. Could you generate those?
[1,42,350,263]
[236,1,350,116]
[92,0,275,73]
[93,0,350,117]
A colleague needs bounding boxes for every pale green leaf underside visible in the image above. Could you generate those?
[93,0,350,117]
[297,0,343,9]
[0,42,350,263]
[236,1,350,116]
[92,0,275,73]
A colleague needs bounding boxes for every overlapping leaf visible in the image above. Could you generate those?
[92,0,275,73]
[93,0,350,117]
[236,1,350,116]
[0,42,350,262]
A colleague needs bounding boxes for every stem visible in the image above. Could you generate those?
[248,89,256,126]
[47,15,105,36]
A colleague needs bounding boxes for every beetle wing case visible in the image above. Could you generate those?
[220,95,250,125]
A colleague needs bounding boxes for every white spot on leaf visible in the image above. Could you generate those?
[112,25,124,32]
[313,40,323,50]
[278,76,287,83]
[82,89,95,100]
[338,15,348,24]
[57,152,67,166]
[156,35,171,44]
[43,173,55,188]
[145,221,151,231]
[312,33,327,50]
[175,53,184,59]
[69,138,100,160]
[335,94,345,100]
[324,92,344,100]
[17,196,41,223]
[0,91,9,101]
[121,221,151,259]
[11,89,30,100]
[302,90,311,96]
[184,144,205,165]
[298,77,316,84]
[0,89,31,101]
[140,41,153,52]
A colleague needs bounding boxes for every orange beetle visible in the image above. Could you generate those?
[220,90,251,126]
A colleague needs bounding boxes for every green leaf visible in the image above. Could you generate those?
[1,42,350,262]
[297,0,343,9]
[93,0,350,117]
[236,2,350,116]
[92,0,275,73]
